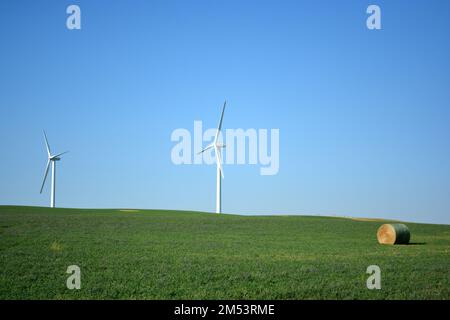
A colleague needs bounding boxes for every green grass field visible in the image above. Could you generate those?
[0,206,449,300]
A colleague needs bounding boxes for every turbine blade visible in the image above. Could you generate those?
[43,130,51,157]
[197,144,214,155]
[40,160,51,194]
[215,146,224,179]
[53,151,69,158]
[214,100,227,143]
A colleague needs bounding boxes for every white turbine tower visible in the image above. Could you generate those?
[40,131,68,208]
[198,101,227,213]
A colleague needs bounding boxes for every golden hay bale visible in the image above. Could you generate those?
[377,223,410,245]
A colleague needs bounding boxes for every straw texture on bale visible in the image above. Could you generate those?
[377,223,410,245]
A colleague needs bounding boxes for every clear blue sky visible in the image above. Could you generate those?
[1,0,449,224]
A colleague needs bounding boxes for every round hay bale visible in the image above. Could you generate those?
[377,223,410,245]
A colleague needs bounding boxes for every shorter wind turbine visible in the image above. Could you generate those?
[198,101,226,213]
[40,131,69,208]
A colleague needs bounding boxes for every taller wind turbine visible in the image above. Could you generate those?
[40,131,68,208]
[199,101,227,213]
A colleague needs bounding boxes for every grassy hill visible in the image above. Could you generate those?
[0,206,449,300]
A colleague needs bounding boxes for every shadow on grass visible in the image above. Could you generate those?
[389,242,427,246]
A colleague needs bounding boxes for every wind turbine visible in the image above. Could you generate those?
[198,101,226,213]
[40,131,68,208]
